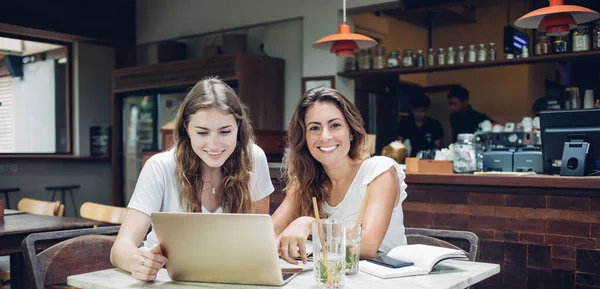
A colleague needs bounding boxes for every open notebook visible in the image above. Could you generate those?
[359,244,469,279]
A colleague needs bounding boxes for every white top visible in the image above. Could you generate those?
[128,144,274,247]
[322,156,408,253]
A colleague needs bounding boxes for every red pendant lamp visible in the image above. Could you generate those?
[313,0,378,56]
[514,0,600,36]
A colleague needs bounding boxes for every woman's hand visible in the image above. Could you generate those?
[130,244,168,281]
[276,216,314,265]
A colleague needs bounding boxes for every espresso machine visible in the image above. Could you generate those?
[477,131,543,173]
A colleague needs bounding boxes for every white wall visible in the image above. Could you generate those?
[176,19,303,128]
[0,43,115,217]
[136,0,398,122]
[13,59,56,152]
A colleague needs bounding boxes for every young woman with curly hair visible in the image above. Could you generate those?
[273,87,408,265]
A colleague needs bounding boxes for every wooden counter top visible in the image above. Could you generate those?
[405,173,600,190]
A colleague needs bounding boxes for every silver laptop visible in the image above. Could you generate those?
[151,212,302,286]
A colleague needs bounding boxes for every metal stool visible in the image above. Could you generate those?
[46,185,80,217]
[0,188,19,209]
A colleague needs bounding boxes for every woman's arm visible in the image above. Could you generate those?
[110,208,168,280]
[254,195,270,214]
[358,167,400,258]
[271,183,301,236]
[271,184,316,264]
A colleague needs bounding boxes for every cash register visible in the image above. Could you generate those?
[540,108,600,176]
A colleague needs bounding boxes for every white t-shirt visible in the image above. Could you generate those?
[128,144,274,247]
[322,156,408,254]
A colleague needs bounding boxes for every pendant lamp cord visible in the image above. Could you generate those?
[343,0,347,23]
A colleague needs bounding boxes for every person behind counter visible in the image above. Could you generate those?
[397,93,444,157]
[447,85,494,143]
[272,86,408,265]
[110,77,274,281]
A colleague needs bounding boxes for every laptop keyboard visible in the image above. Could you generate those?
[282,272,295,281]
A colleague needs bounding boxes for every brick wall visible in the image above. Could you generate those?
[404,187,600,289]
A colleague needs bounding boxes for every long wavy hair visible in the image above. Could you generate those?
[285,87,367,218]
[173,77,255,213]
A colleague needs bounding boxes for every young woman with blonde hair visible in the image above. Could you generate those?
[110,77,274,280]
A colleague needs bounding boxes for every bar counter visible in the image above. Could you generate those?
[402,173,600,289]
[268,169,600,288]
[406,173,600,193]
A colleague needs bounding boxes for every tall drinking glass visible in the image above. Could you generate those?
[312,219,346,289]
[345,221,361,275]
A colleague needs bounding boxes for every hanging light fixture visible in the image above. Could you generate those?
[313,0,378,56]
[514,0,600,36]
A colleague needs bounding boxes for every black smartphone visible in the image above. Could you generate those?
[366,255,414,269]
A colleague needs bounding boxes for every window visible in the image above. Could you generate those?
[0,76,15,152]
[0,36,70,154]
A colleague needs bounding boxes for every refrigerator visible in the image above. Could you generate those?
[122,91,188,204]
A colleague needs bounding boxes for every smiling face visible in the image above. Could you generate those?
[304,101,353,168]
[185,108,238,169]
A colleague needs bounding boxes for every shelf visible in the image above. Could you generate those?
[0,154,110,161]
[338,50,600,79]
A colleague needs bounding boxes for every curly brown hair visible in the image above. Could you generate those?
[284,87,367,218]
[172,77,255,213]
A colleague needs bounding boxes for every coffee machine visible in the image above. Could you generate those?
[478,131,543,173]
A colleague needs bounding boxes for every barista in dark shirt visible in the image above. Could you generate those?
[397,93,444,157]
[447,86,494,142]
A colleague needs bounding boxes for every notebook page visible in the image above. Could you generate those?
[386,244,467,271]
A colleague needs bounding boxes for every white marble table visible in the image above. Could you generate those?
[68,259,499,289]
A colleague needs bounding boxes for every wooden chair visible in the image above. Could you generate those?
[21,226,121,289]
[79,202,128,226]
[405,228,480,261]
[1,199,65,288]
[17,198,64,217]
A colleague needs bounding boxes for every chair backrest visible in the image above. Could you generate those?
[79,202,128,224]
[405,228,479,261]
[21,226,120,289]
[17,198,62,216]
[57,204,65,217]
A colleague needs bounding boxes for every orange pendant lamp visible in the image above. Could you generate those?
[313,0,378,56]
[514,0,600,36]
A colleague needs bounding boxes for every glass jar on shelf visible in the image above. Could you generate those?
[403,49,414,67]
[447,47,455,64]
[453,133,479,173]
[477,43,486,62]
[593,21,600,50]
[572,25,590,52]
[357,49,369,70]
[387,50,399,68]
[416,50,424,67]
[535,35,550,55]
[427,48,435,66]
[373,47,386,69]
[344,52,358,71]
[553,36,568,53]
[457,46,465,63]
[468,45,476,62]
[487,42,497,60]
[437,48,445,65]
